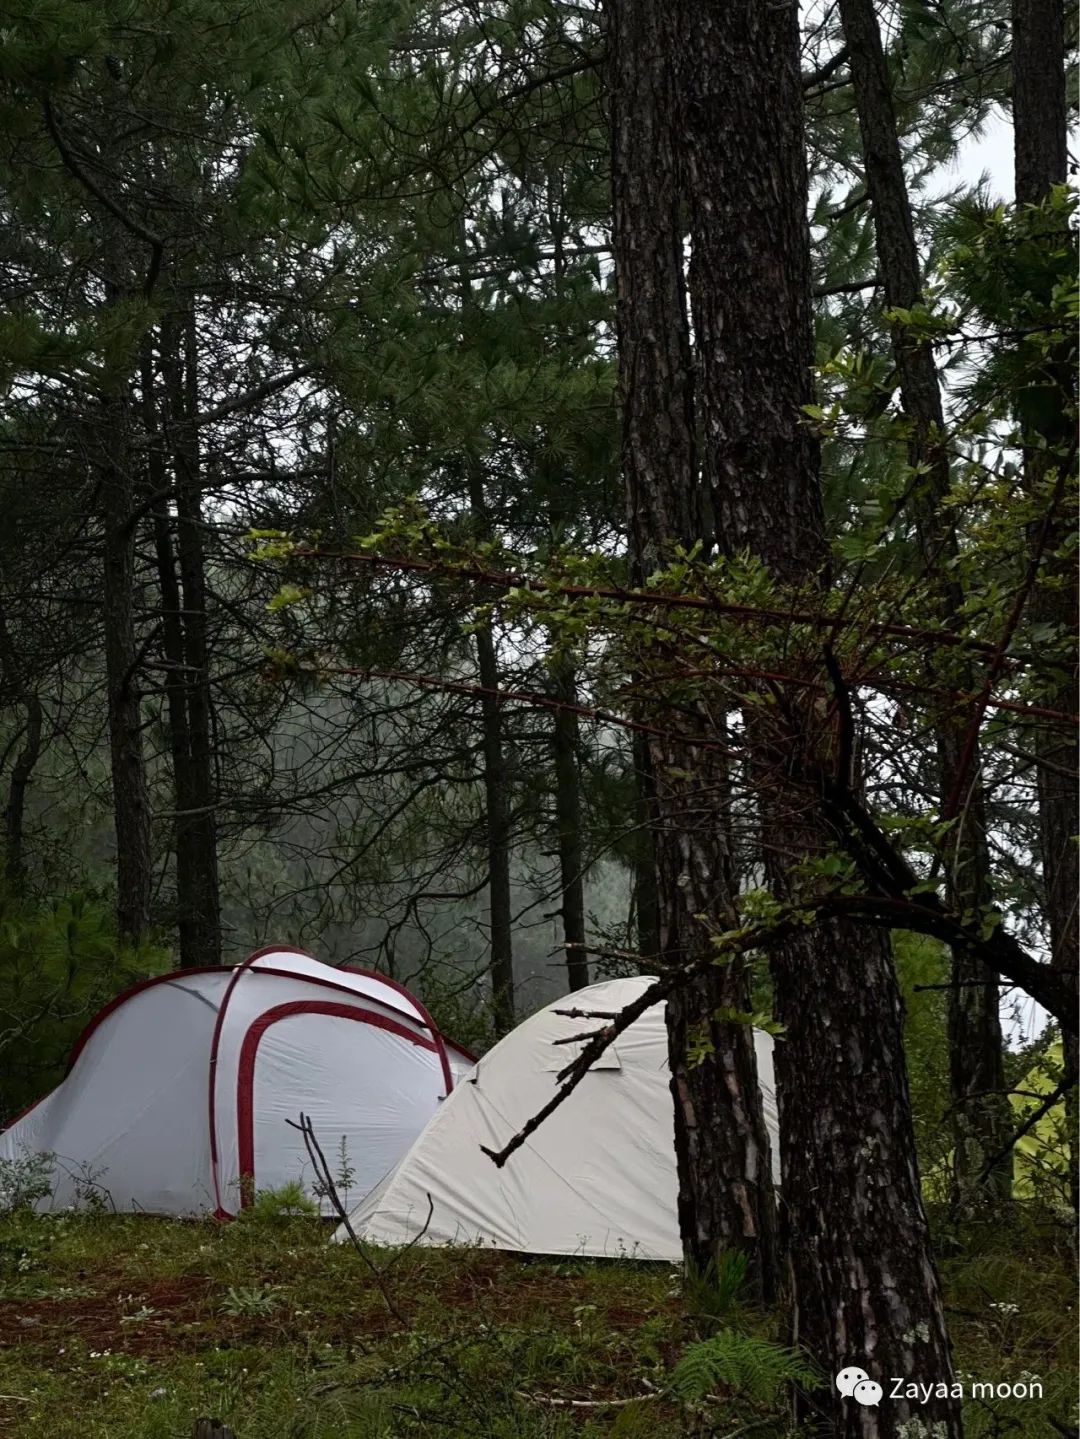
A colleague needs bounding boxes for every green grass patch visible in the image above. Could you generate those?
[0,1206,1073,1438]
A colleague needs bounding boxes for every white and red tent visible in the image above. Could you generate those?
[0,947,472,1217]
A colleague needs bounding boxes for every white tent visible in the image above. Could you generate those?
[335,976,778,1261]
[0,947,472,1217]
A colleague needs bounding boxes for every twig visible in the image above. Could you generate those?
[482,919,802,1168]
[975,1075,1075,1188]
[286,1113,431,1321]
[551,1026,612,1045]
[552,1008,620,1020]
[940,453,1074,827]
[515,1390,660,1408]
[293,547,1017,659]
[42,100,163,296]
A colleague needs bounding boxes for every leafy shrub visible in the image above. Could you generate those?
[0,1148,54,1214]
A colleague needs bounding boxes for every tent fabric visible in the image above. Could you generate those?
[335,975,779,1262]
[0,947,470,1217]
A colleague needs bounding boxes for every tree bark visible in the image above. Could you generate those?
[144,322,221,970]
[455,218,515,1034]
[100,380,153,946]
[608,0,779,1302]
[671,0,961,1429]
[552,658,589,991]
[3,695,42,890]
[837,0,1010,1202]
[0,601,43,892]
[99,228,152,947]
[1013,0,1068,207]
[164,308,221,967]
[1011,0,1077,1206]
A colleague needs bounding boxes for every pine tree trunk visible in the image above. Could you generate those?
[3,694,42,889]
[836,0,1010,1202]
[670,0,961,1429]
[1013,0,1068,204]
[92,102,154,949]
[472,595,515,1035]
[144,323,220,971]
[552,659,589,991]
[1011,0,1077,1205]
[0,596,42,891]
[167,308,221,967]
[100,231,152,944]
[101,382,153,946]
[608,0,779,1302]
[456,220,515,1034]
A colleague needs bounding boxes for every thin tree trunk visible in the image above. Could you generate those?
[101,384,153,946]
[0,601,43,892]
[672,0,961,1430]
[608,0,778,1301]
[100,228,152,945]
[144,329,220,970]
[544,198,589,994]
[1011,0,1077,1205]
[164,307,221,967]
[456,218,515,1034]
[837,0,1010,1202]
[3,695,42,890]
[552,658,588,991]
[470,548,516,1035]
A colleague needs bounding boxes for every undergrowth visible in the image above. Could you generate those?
[0,1202,1073,1438]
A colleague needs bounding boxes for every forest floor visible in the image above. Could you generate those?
[0,1205,1074,1438]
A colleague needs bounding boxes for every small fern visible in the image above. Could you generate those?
[668,1328,819,1404]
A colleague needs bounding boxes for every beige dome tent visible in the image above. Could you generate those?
[335,975,779,1261]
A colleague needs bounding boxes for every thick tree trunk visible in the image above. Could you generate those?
[1011,0,1077,1204]
[837,0,1010,1201]
[670,0,961,1430]
[608,0,779,1301]
[551,659,589,991]
[1012,0,1068,206]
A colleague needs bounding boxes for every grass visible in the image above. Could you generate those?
[0,1204,1074,1438]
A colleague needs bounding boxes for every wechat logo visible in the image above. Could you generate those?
[836,1366,884,1407]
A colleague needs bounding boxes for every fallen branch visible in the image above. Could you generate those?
[515,1389,660,1408]
[286,1113,433,1322]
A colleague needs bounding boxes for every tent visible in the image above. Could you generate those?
[335,975,779,1261]
[0,946,472,1217]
